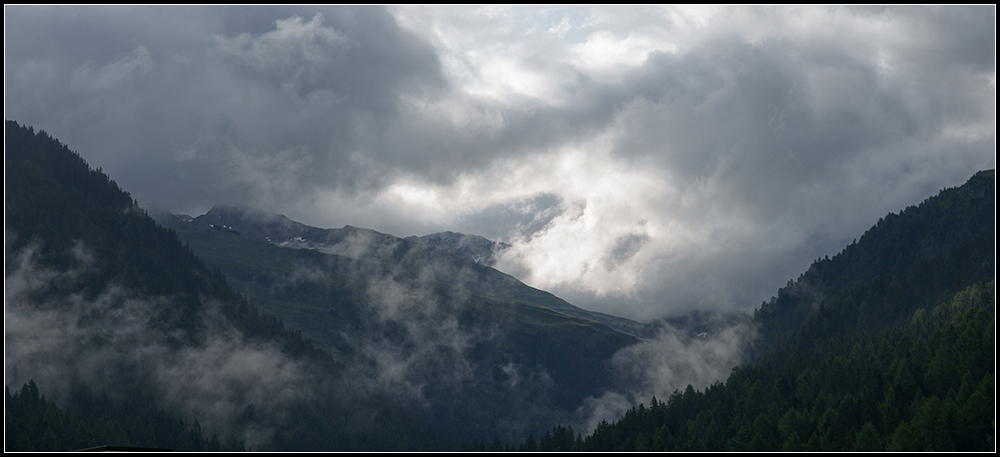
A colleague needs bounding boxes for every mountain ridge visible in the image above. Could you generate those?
[153,202,650,339]
[185,202,507,265]
[150,199,656,441]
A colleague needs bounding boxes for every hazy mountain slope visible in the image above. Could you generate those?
[5,122,319,359]
[180,202,507,266]
[161,203,648,336]
[5,120,446,451]
[154,203,648,441]
[5,120,650,445]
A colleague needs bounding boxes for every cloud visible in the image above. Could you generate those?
[355,273,480,406]
[70,46,154,93]
[4,6,995,321]
[573,315,756,433]
[212,13,353,74]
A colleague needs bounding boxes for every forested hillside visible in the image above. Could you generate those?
[573,282,994,451]
[487,170,996,451]
[4,120,445,451]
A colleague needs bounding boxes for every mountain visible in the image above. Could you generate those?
[5,120,445,451]
[754,169,995,345]
[11,118,990,451]
[163,202,506,266]
[155,202,649,339]
[5,120,648,448]
[152,202,650,441]
[405,230,506,266]
[524,169,995,451]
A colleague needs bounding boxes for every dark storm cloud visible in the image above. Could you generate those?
[5,5,448,214]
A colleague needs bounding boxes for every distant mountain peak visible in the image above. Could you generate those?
[157,203,511,268]
[191,203,312,243]
[205,202,295,224]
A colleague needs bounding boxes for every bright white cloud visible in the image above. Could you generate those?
[569,30,674,81]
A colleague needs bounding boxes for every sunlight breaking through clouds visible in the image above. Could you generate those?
[5,5,994,320]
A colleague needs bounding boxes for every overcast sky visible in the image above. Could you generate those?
[5,5,995,321]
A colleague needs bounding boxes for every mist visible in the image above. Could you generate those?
[4,239,315,448]
[330,234,579,438]
[231,216,763,441]
[573,314,756,434]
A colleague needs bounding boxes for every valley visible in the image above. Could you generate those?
[5,120,995,451]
